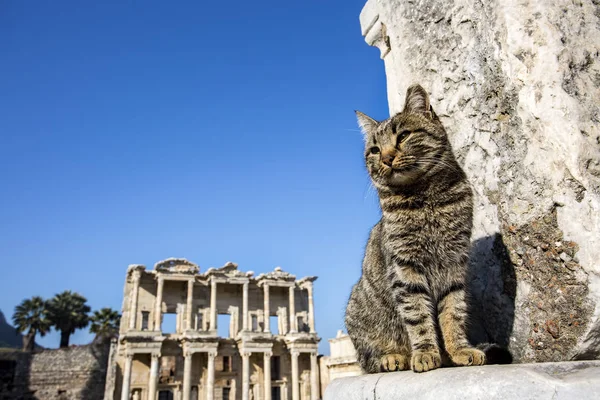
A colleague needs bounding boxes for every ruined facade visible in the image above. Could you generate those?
[105,259,319,400]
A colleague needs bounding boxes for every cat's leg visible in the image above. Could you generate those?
[351,335,411,373]
[437,284,486,366]
[347,291,411,372]
[392,265,442,372]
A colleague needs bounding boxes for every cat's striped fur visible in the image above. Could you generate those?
[345,84,486,373]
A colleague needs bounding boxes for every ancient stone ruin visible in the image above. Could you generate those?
[358,0,600,363]
[0,343,111,400]
[105,258,320,400]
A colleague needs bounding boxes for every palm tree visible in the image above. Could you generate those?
[46,291,91,348]
[12,296,51,351]
[90,308,120,343]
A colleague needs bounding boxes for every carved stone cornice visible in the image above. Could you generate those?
[205,261,252,281]
[256,267,296,285]
[154,258,199,275]
[297,276,318,288]
[127,264,146,281]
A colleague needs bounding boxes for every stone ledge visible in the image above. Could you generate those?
[324,361,600,400]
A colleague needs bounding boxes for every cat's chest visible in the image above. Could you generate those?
[381,206,458,251]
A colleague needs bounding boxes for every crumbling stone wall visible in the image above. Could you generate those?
[0,343,110,400]
[359,0,600,362]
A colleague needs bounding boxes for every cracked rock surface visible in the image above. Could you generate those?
[359,0,600,362]
[324,361,600,400]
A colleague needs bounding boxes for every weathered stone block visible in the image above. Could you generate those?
[324,361,600,400]
[359,0,600,362]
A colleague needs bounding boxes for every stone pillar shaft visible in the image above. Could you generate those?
[310,353,318,400]
[182,352,193,400]
[210,280,217,331]
[291,350,299,400]
[207,352,216,400]
[307,285,315,333]
[154,277,164,331]
[186,279,194,331]
[263,284,270,333]
[243,282,249,331]
[128,273,141,330]
[263,352,272,400]
[120,354,133,400]
[148,354,160,400]
[289,286,296,333]
[242,352,250,400]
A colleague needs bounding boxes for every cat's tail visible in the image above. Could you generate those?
[477,343,513,365]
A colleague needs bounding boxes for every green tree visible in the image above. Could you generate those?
[90,308,120,342]
[12,296,51,351]
[46,291,91,348]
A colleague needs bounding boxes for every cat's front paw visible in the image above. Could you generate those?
[449,347,486,366]
[380,354,410,372]
[410,350,441,373]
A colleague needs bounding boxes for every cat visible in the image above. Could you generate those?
[345,84,504,373]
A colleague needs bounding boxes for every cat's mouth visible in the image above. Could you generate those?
[392,164,417,173]
[377,163,423,186]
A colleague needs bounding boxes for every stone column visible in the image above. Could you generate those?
[210,279,217,331]
[310,353,318,400]
[154,276,164,332]
[120,353,133,400]
[182,351,193,400]
[186,279,194,331]
[207,351,216,400]
[307,284,315,334]
[263,352,272,400]
[148,353,160,400]
[290,350,299,400]
[263,284,270,333]
[242,352,251,400]
[288,286,296,333]
[128,271,141,330]
[242,282,249,331]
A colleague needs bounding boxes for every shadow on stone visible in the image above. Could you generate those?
[467,233,516,363]
[0,350,39,400]
[80,340,111,400]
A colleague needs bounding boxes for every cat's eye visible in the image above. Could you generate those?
[369,146,380,155]
[397,130,411,146]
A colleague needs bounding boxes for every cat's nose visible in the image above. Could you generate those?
[382,152,395,166]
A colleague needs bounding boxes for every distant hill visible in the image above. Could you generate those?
[0,309,23,348]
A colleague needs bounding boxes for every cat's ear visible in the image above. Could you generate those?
[403,84,433,119]
[355,110,379,136]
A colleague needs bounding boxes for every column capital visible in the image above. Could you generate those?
[208,350,218,358]
[151,352,161,360]
[132,271,141,281]
[125,352,134,360]
[183,349,194,358]
[290,349,300,357]
[264,351,273,358]
[241,351,252,358]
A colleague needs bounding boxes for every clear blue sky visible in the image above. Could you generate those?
[0,0,389,354]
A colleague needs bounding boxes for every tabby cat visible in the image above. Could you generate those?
[345,84,487,373]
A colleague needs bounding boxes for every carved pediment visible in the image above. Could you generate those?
[257,266,296,282]
[206,261,252,279]
[154,258,199,274]
[297,276,318,285]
